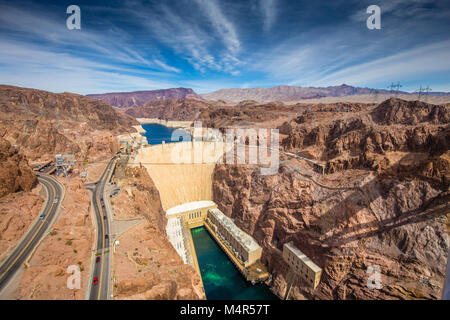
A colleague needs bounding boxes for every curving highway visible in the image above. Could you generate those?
[0,174,63,291]
[86,157,116,300]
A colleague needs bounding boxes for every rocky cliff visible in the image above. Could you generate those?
[0,137,37,197]
[212,98,449,300]
[0,85,138,162]
[0,136,42,263]
[87,88,201,108]
[124,98,213,120]
[123,97,298,129]
[201,84,397,103]
[112,166,204,300]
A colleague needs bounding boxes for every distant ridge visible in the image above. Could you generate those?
[200,84,449,103]
[87,87,201,108]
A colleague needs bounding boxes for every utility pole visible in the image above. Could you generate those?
[424,86,432,102]
[418,85,424,101]
[387,82,402,97]
[393,82,402,97]
[387,83,395,98]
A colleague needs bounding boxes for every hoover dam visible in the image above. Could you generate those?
[128,123,277,299]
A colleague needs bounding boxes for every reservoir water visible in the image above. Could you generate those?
[141,123,190,145]
[191,227,277,300]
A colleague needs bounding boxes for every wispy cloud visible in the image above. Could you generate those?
[259,0,277,31]
[0,2,181,73]
[194,0,240,54]
[134,1,242,75]
[308,41,450,87]
[0,41,177,94]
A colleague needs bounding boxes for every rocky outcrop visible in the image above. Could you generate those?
[87,88,201,108]
[122,98,298,129]
[0,137,37,197]
[371,98,450,125]
[0,85,138,162]
[201,85,398,103]
[212,98,449,300]
[124,98,212,121]
[0,185,44,264]
[281,99,449,180]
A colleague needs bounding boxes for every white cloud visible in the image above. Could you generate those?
[308,41,450,87]
[135,1,242,75]
[193,0,240,54]
[260,0,277,31]
[0,41,177,94]
[0,3,181,74]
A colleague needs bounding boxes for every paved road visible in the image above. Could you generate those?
[0,174,63,291]
[86,157,116,300]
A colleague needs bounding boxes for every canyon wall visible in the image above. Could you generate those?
[111,166,204,299]
[0,137,37,197]
[88,88,201,108]
[0,85,138,162]
[212,98,449,299]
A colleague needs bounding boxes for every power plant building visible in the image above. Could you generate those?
[206,208,262,267]
[283,241,322,289]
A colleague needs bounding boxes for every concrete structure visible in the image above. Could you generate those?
[117,126,148,154]
[127,128,271,283]
[164,201,268,283]
[165,201,218,281]
[166,200,217,228]
[206,208,262,267]
[283,241,322,289]
[55,154,75,177]
[166,217,192,265]
[129,141,232,210]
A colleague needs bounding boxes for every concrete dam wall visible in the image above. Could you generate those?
[129,141,230,211]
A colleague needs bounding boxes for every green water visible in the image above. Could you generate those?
[191,227,277,300]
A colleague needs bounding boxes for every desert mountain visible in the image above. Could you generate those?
[201,84,406,103]
[0,85,138,162]
[213,98,449,299]
[123,98,213,120]
[87,88,201,108]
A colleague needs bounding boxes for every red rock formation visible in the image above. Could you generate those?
[201,84,398,103]
[0,85,138,162]
[0,137,37,197]
[124,98,212,121]
[87,88,201,108]
[212,98,449,300]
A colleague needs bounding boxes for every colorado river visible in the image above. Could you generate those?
[191,227,277,300]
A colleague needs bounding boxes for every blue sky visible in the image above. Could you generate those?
[0,0,449,94]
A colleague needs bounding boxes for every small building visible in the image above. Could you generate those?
[206,208,262,267]
[166,200,217,229]
[283,241,322,289]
